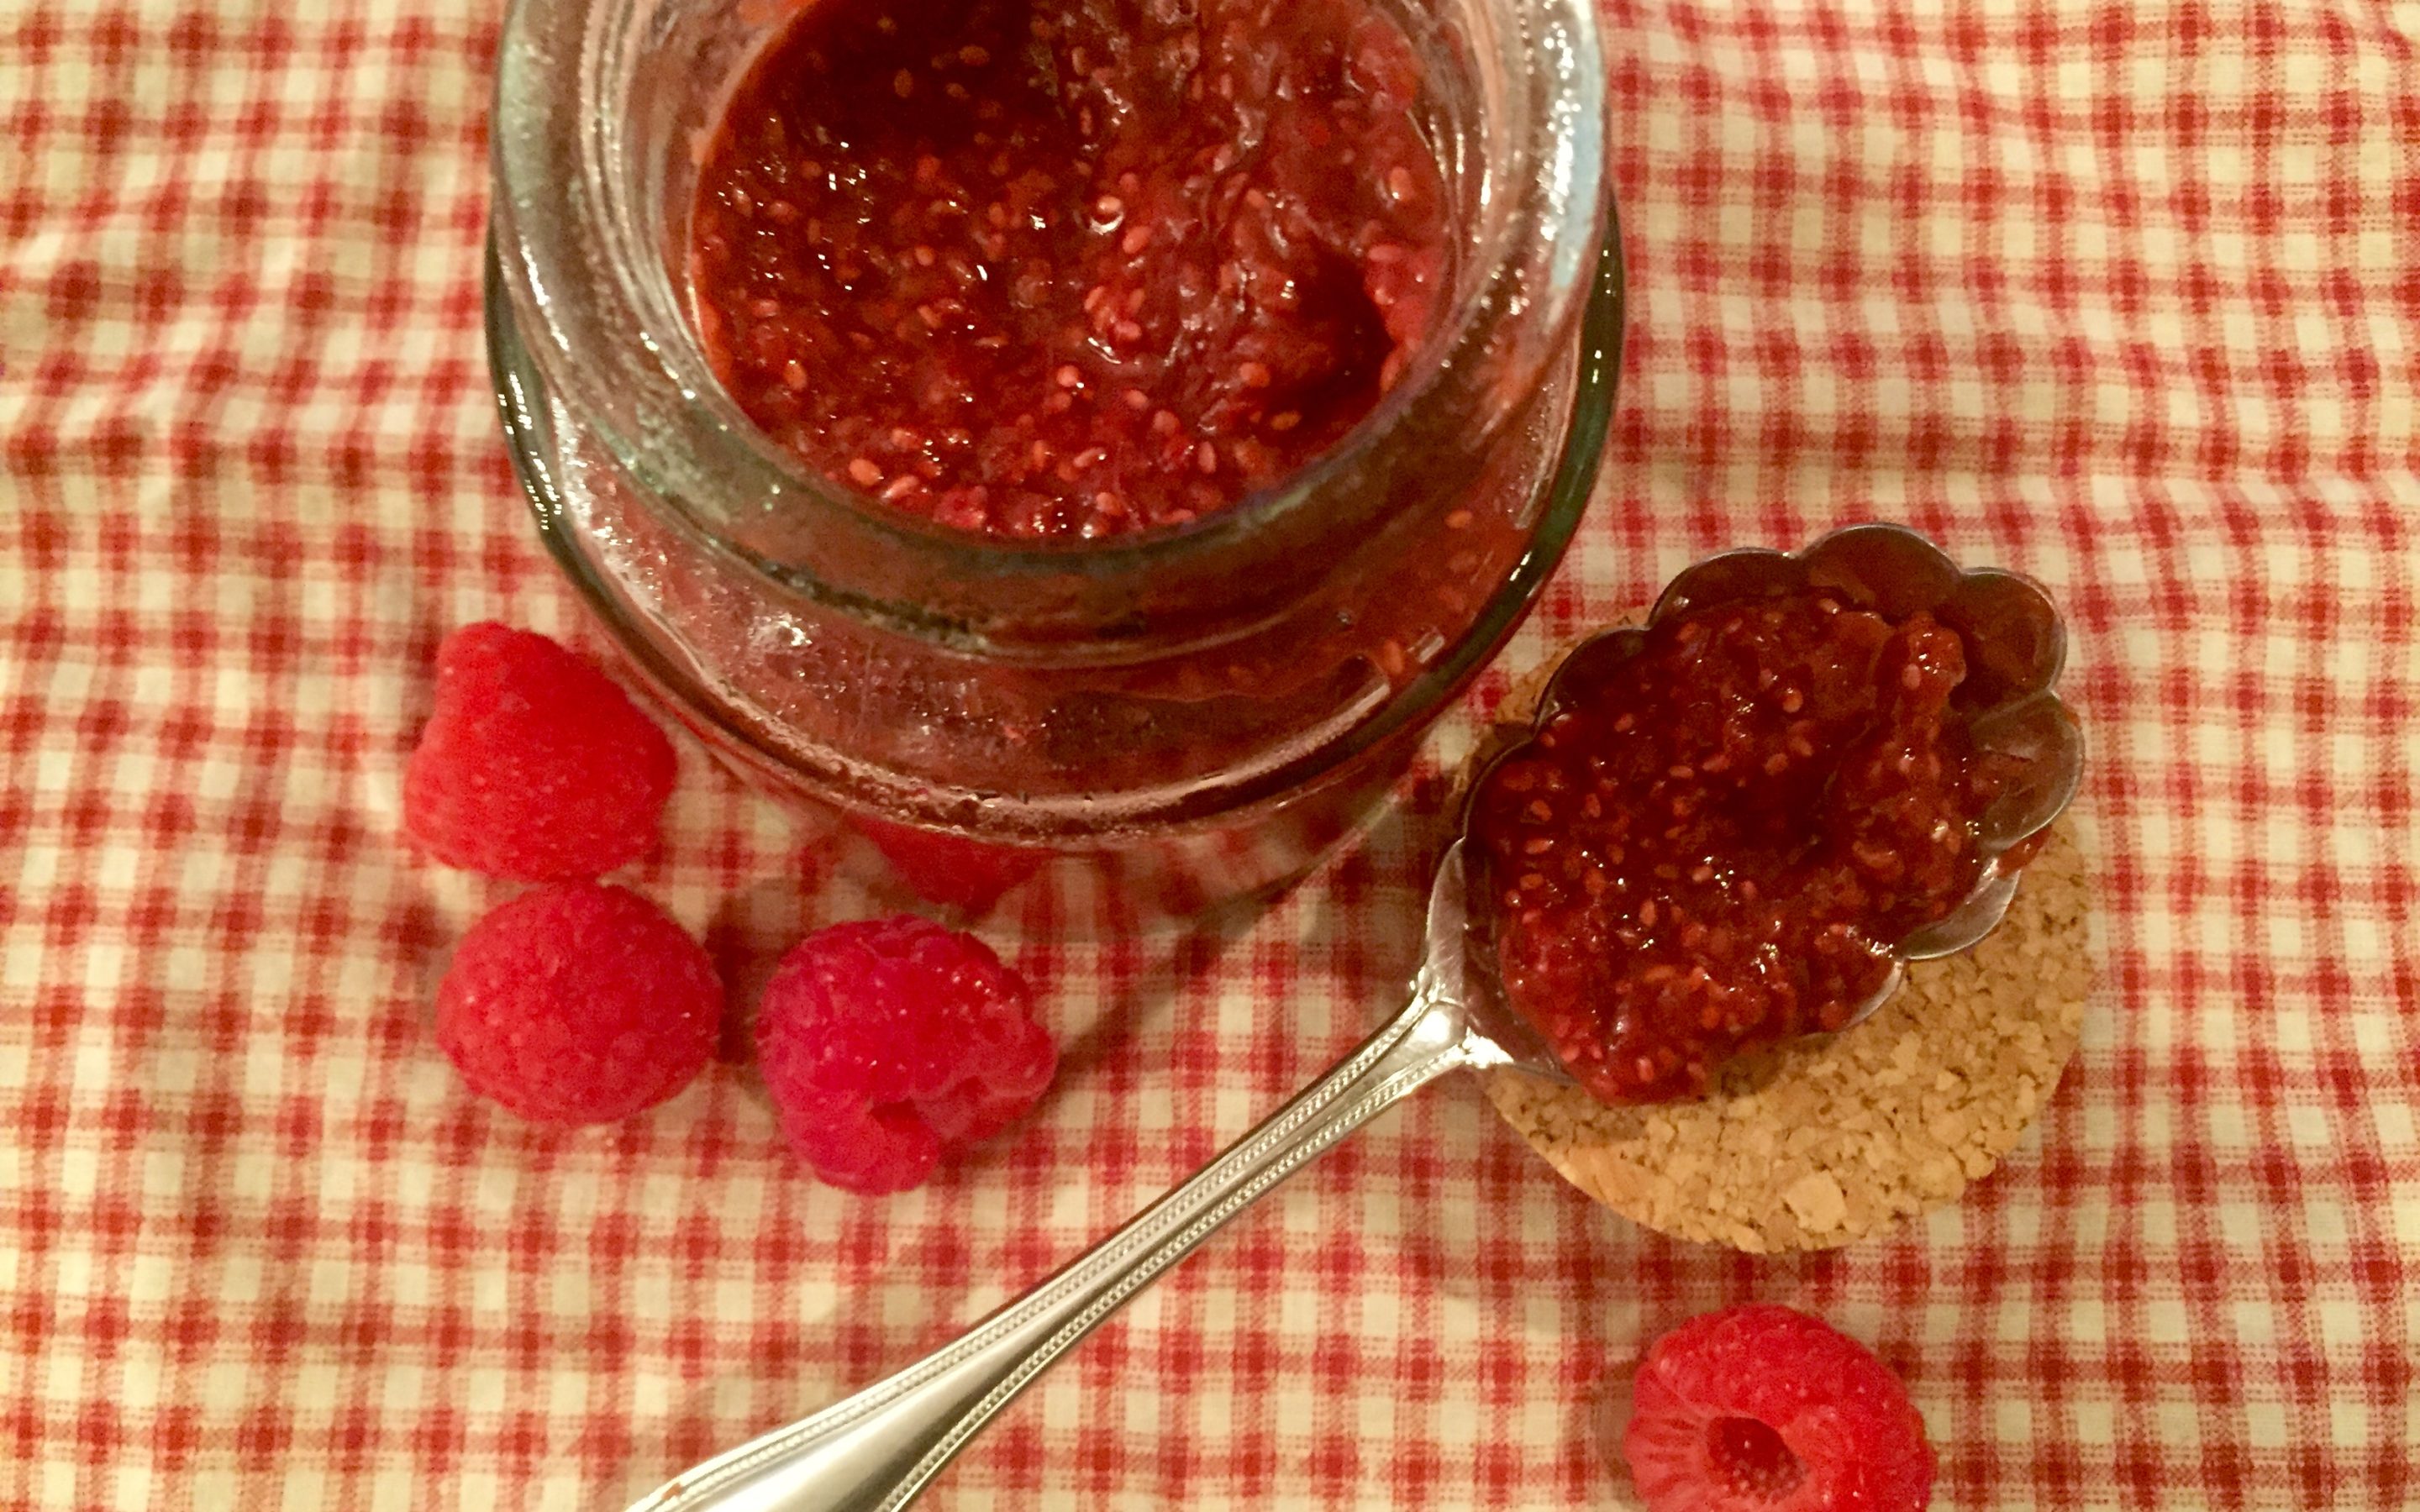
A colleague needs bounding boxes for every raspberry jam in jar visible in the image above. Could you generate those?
[1469,589,2019,1104]
[487,0,1619,916]
[688,0,1448,538]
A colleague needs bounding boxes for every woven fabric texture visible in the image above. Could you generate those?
[2,0,2415,1505]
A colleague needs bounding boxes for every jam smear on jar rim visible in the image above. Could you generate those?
[687,0,1449,539]
[1469,587,2022,1105]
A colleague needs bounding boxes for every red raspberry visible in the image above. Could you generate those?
[755,916,1055,1193]
[852,814,1043,914]
[436,883,722,1125]
[404,622,676,880]
[1620,1304,1935,1512]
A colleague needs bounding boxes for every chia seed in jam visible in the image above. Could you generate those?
[688,0,1449,538]
[1470,588,2014,1105]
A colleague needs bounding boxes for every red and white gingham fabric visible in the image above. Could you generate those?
[3,0,2415,1504]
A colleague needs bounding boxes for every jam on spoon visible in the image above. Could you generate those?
[1469,586,2023,1104]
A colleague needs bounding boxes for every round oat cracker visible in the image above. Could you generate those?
[1470,627,2092,1253]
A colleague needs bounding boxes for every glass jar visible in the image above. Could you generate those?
[485,0,1623,917]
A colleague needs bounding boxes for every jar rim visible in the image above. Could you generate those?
[488,0,1616,618]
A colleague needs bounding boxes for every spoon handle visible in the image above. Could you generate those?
[624,969,1473,1512]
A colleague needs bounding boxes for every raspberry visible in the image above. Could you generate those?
[404,622,676,880]
[1620,1304,1934,1512]
[755,916,1055,1193]
[435,883,722,1125]
[852,814,1043,914]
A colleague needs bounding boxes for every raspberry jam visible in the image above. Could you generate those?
[688,0,1448,538]
[1470,590,2012,1104]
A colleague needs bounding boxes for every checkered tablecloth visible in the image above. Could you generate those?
[3,0,2415,1504]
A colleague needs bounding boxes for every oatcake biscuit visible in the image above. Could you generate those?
[1470,627,2092,1252]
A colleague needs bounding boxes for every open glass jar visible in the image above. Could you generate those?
[486,0,1623,916]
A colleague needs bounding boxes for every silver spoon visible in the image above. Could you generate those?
[625,840,1539,1512]
[623,523,2081,1512]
